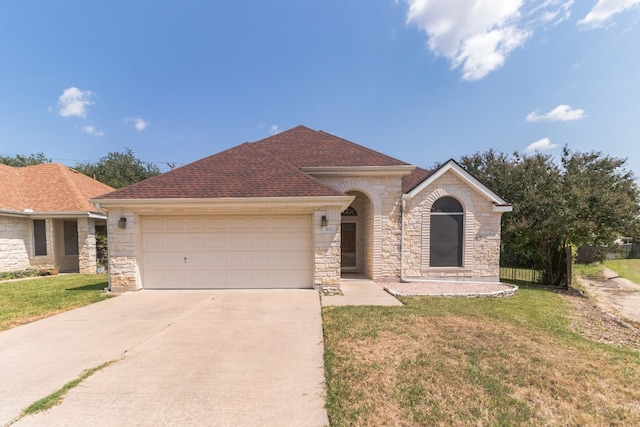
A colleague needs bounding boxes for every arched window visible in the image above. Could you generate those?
[430,197,463,267]
[341,206,358,217]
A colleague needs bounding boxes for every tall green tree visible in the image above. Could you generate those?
[0,152,51,166]
[74,148,160,188]
[461,147,640,286]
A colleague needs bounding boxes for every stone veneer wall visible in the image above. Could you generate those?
[77,218,97,274]
[313,208,341,288]
[314,175,404,279]
[0,216,31,272]
[107,210,139,292]
[403,170,503,281]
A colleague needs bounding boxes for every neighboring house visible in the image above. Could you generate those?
[0,163,114,274]
[93,125,512,292]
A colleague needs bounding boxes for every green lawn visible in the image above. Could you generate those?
[0,274,112,331]
[604,259,640,284]
[323,284,640,426]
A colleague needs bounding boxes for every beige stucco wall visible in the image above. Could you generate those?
[0,216,31,272]
[402,170,503,281]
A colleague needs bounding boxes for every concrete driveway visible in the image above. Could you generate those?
[0,290,328,427]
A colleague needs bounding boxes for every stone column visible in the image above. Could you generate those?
[77,217,97,274]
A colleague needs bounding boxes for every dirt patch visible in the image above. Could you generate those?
[561,285,640,352]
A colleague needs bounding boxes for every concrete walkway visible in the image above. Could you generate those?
[0,290,328,427]
[322,277,403,307]
[580,268,640,324]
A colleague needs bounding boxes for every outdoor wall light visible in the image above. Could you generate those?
[118,217,127,229]
[321,215,328,227]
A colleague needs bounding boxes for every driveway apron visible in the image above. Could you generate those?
[0,290,328,427]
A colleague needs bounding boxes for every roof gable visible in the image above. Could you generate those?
[98,143,344,200]
[250,125,410,168]
[0,163,114,214]
[403,160,512,211]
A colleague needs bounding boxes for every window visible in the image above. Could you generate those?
[33,220,47,256]
[341,206,358,217]
[430,197,463,267]
[64,221,79,256]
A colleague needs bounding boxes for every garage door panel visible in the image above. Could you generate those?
[166,236,185,250]
[186,218,207,230]
[249,236,270,249]
[165,218,186,231]
[143,218,165,231]
[187,235,207,249]
[141,215,312,289]
[229,237,249,250]
[143,253,166,269]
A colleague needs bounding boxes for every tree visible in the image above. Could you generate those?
[0,152,51,166]
[74,148,160,188]
[460,147,640,286]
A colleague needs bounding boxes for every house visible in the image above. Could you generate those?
[0,163,114,274]
[93,126,512,292]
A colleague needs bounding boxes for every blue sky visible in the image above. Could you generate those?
[1,1,639,176]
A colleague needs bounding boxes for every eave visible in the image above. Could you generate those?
[0,209,107,220]
[91,196,355,211]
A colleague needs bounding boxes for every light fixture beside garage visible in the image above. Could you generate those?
[321,215,328,227]
[118,217,127,229]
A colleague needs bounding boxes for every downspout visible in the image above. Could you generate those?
[400,199,406,282]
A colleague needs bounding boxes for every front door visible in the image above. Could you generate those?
[341,222,357,270]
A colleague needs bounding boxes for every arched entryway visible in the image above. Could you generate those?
[341,191,373,276]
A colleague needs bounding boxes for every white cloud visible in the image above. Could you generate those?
[125,117,150,131]
[578,0,640,28]
[526,104,587,122]
[57,87,95,118]
[268,125,280,135]
[526,137,557,152]
[404,0,576,80]
[80,125,104,137]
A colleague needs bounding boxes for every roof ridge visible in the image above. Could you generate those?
[316,129,411,166]
[246,143,346,196]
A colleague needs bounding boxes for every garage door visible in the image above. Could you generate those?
[140,215,313,289]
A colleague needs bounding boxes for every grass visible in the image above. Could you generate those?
[21,361,115,416]
[604,259,640,284]
[0,274,112,331]
[323,284,640,426]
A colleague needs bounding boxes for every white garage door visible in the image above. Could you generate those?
[140,215,313,289]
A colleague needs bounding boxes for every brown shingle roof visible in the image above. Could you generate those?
[97,125,432,201]
[250,125,410,168]
[0,163,114,214]
[98,143,344,200]
[402,167,433,193]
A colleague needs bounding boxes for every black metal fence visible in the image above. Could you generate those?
[499,267,543,284]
